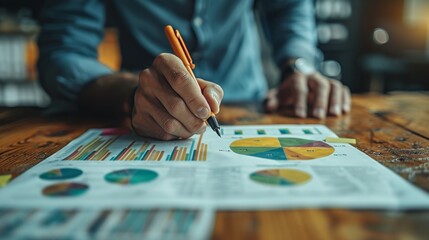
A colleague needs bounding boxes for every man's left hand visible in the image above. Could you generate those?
[265,72,351,118]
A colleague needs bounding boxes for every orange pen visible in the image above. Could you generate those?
[164,25,221,137]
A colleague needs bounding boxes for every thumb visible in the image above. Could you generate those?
[265,88,279,113]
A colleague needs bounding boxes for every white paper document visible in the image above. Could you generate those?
[1,125,429,238]
[0,207,214,240]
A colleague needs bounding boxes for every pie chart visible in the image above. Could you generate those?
[230,137,334,160]
[39,168,83,180]
[250,169,312,186]
[104,169,158,185]
[42,182,89,197]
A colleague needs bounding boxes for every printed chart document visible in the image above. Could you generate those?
[0,207,214,240]
[2,125,429,209]
[1,125,429,238]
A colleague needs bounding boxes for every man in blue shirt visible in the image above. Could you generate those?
[38,0,351,140]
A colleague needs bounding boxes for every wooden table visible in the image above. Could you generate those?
[1,92,428,240]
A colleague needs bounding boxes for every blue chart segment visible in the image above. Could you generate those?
[39,168,83,180]
[230,137,334,160]
[104,169,158,185]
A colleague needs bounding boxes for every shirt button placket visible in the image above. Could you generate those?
[193,0,206,45]
[192,0,208,77]
[193,17,203,27]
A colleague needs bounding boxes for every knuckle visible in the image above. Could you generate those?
[134,90,150,109]
[187,95,200,108]
[189,120,205,133]
[294,83,308,94]
[170,70,190,86]
[162,118,178,134]
[159,132,175,141]
[181,132,194,140]
[330,79,342,89]
[169,99,185,115]
[138,69,151,81]
[316,78,330,90]
[153,53,169,67]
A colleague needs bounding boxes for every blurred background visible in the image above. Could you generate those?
[0,0,428,107]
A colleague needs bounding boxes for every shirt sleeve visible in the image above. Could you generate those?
[37,0,113,114]
[259,0,319,67]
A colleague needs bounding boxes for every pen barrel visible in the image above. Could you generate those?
[186,65,197,81]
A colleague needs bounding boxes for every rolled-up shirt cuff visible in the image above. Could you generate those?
[38,53,114,115]
[274,39,319,68]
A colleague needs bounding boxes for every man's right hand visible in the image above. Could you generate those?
[132,53,223,140]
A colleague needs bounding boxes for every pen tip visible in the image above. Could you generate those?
[215,128,221,138]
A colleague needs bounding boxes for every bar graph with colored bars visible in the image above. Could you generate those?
[220,127,321,136]
[64,133,207,161]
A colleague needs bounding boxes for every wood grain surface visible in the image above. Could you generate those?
[0,93,428,240]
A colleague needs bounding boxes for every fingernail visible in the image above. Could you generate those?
[196,107,210,119]
[313,108,326,119]
[212,93,219,105]
[211,90,220,109]
[265,98,275,111]
[331,105,341,116]
[211,88,219,101]
[343,104,350,113]
[296,108,306,118]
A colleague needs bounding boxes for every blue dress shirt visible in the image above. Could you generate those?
[37,0,317,114]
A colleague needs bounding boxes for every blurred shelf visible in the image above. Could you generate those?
[0,81,50,107]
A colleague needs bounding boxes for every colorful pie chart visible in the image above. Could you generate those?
[230,137,334,160]
[42,182,89,197]
[250,169,312,186]
[39,168,83,180]
[104,169,158,185]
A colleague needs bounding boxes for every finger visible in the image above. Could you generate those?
[153,53,211,120]
[199,79,223,114]
[155,83,207,134]
[147,97,196,139]
[308,74,330,119]
[264,89,279,113]
[281,74,308,118]
[342,86,351,113]
[133,82,195,140]
[132,94,178,140]
[328,79,343,116]
[132,112,177,140]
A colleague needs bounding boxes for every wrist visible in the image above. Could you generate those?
[79,72,138,118]
[126,86,138,117]
[281,58,315,80]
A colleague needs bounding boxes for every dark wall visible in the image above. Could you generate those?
[0,0,44,19]
[1,0,427,92]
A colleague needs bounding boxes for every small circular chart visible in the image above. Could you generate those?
[230,137,334,160]
[104,169,158,185]
[42,182,89,197]
[250,169,312,186]
[39,168,83,180]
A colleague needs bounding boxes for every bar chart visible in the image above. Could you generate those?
[0,208,212,240]
[221,126,322,136]
[63,130,208,161]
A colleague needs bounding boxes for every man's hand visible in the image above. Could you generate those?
[265,72,351,118]
[132,53,223,140]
